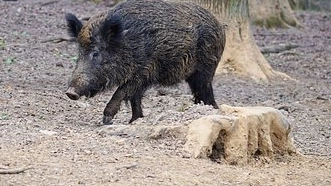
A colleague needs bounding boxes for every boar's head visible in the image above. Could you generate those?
[64,13,123,100]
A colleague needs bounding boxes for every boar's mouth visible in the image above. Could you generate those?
[66,86,101,100]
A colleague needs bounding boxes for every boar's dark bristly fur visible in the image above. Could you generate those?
[65,0,226,125]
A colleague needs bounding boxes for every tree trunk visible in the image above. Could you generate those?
[190,0,290,82]
[290,0,331,12]
[249,0,302,28]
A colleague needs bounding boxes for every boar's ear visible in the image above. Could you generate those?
[65,13,83,38]
[101,15,123,44]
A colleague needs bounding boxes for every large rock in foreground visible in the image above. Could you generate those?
[184,104,297,165]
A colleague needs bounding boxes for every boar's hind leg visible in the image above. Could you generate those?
[186,72,219,109]
[187,24,221,109]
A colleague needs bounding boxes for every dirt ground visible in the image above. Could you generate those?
[0,0,330,185]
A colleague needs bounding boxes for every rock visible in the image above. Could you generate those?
[96,124,187,139]
[184,104,297,165]
[39,130,57,136]
[148,125,187,139]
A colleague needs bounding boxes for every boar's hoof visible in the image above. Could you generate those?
[66,87,80,100]
[103,116,114,125]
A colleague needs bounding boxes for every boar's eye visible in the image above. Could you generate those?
[90,51,100,62]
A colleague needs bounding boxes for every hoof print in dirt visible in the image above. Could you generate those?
[184,104,297,165]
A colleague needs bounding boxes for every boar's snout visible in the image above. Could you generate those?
[66,87,80,100]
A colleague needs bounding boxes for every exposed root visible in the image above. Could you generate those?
[41,37,75,43]
[261,43,299,54]
[0,166,33,174]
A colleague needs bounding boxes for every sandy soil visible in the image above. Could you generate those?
[0,0,330,185]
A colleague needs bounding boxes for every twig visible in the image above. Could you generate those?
[316,96,329,101]
[278,51,301,56]
[116,163,138,170]
[41,37,75,43]
[40,1,57,6]
[0,166,33,174]
[303,153,330,157]
[260,43,299,54]
[35,92,68,101]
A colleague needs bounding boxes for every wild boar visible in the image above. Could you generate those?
[65,0,225,125]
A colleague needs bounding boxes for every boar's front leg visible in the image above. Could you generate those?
[102,86,126,125]
[102,81,146,125]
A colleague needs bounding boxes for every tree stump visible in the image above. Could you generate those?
[184,104,297,165]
